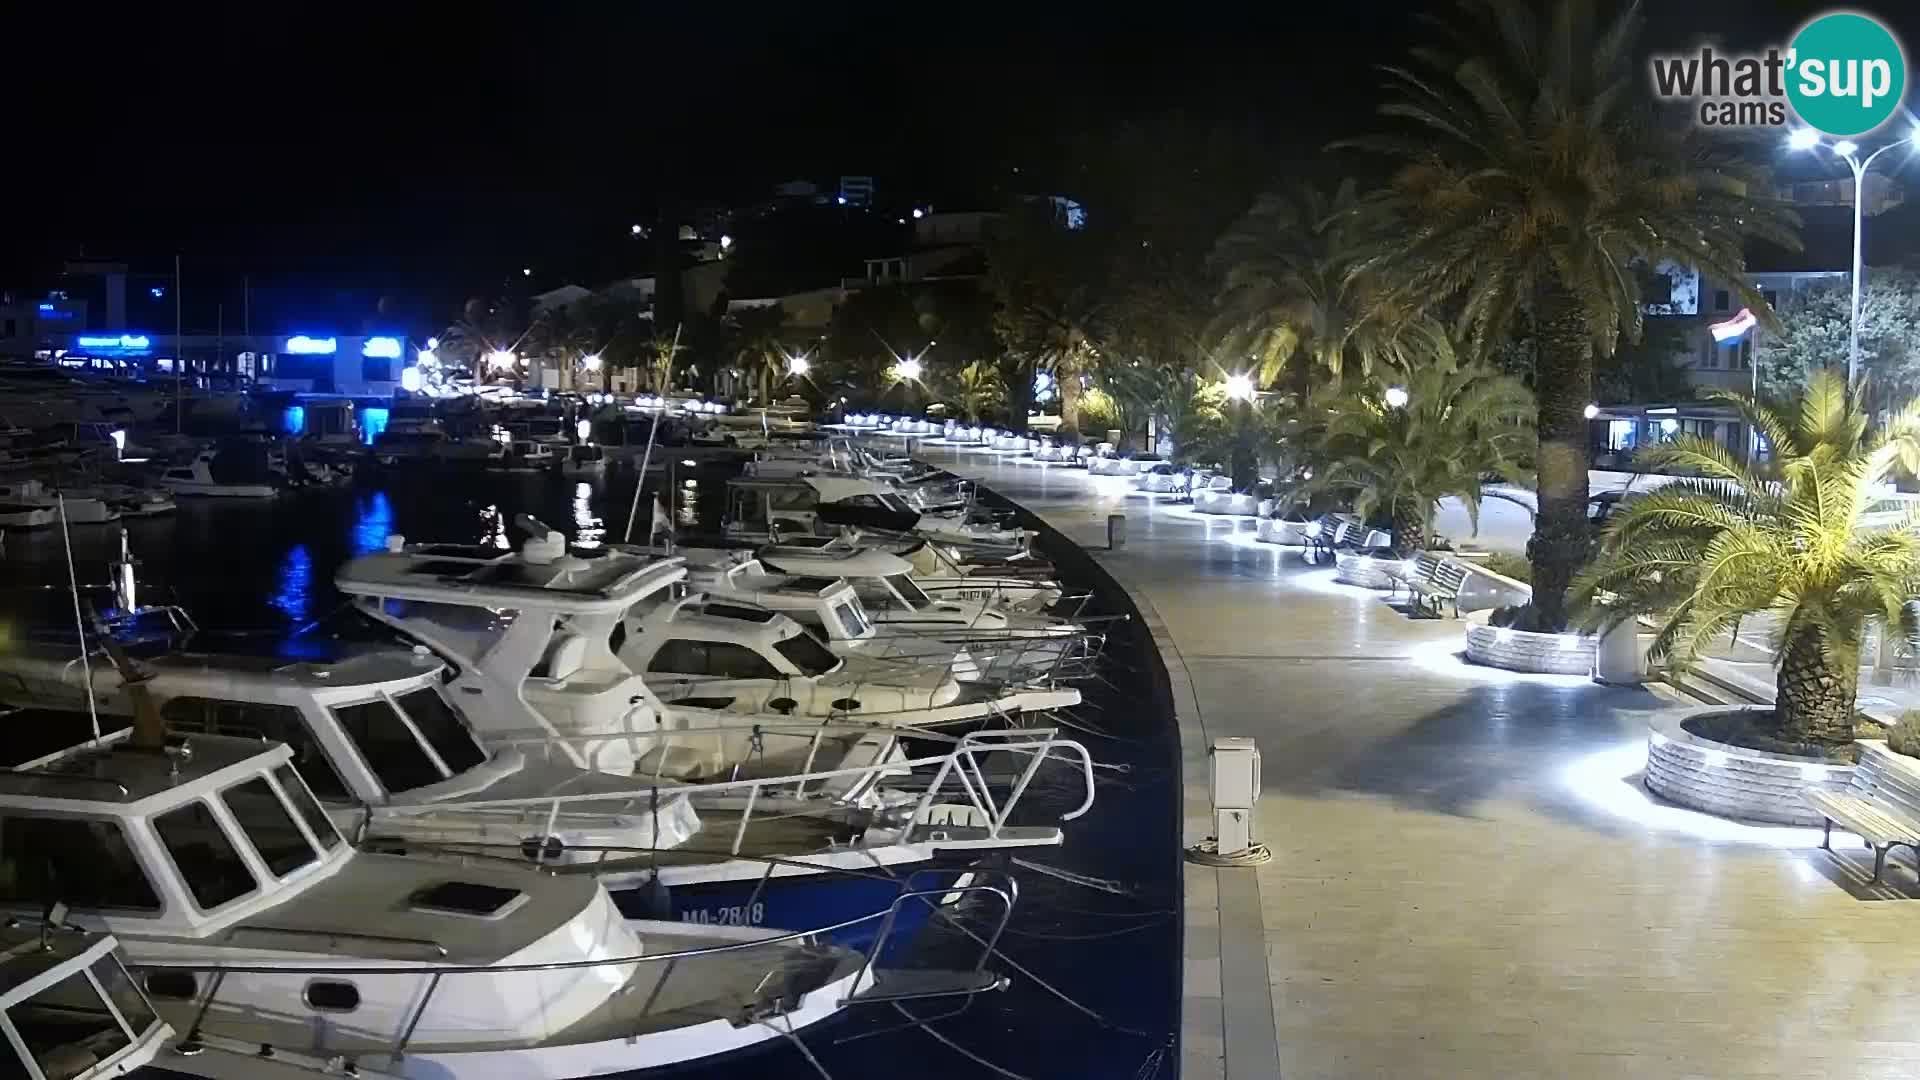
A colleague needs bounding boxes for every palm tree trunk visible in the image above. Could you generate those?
[1390,498,1426,557]
[1775,626,1859,745]
[1527,279,1594,629]
[1059,363,1081,434]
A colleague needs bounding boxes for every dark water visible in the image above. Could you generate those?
[2,467,1181,1079]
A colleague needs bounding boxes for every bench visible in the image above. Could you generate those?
[1805,742,1920,884]
[1402,554,1470,619]
[1303,514,1343,564]
[1804,790,1920,883]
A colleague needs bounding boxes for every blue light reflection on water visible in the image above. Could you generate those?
[353,490,394,554]
[271,543,312,621]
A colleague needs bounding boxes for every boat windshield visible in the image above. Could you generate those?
[220,776,319,879]
[330,699,446,794]
[885,573,931,609]
[835,600,872,639]
[392,688,486,775]
[4,967,133,1075]
[773,631,841,676]
[878,493,915,514]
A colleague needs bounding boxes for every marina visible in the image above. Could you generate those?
[0,414,1182,1079]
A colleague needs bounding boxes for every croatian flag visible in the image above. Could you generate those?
[1709,308,1757,343]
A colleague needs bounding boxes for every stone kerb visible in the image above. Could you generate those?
[1644,707,1855,826]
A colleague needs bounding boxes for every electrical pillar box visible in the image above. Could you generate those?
[1210,737,1261,856]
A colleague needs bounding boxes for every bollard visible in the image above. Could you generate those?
[1108,513,1127,549]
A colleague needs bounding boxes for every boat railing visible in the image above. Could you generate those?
[223,925,449,959]
[136,871,1017,1066]
[380,729,1096,856]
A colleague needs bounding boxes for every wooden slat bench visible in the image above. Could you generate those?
[1405,555,1470,619]
[1805,789,1920,884]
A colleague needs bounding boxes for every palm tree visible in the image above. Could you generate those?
[1348,0,1798,625]
[1573,373,1920,746]
[727,304,791,406]
[1300,350,1535,555]
[1171,382,1284,491]
[953,360,1006,424]
[1210,181,1430,395]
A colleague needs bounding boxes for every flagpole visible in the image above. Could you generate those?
[173,254,182,434]
[624,323,680,544]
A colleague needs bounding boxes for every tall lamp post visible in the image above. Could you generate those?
[1786,127,1916,386]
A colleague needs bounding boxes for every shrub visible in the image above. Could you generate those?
[1891,711,1920,758]
[1481,553,1533,584]
[1488,603,1565,634]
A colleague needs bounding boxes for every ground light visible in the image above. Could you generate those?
[787,353,811,376]
[1224,373,1255,401]
[1384,386,1409,408]
[583,353,602,371]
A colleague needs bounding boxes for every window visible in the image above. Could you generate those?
[1700,341,1720,370]
[648,639,711,675]
[275,766,341,851]
[330,699,444,794]
[5,971,130,1076]
[221,777,317,878]
[142,972,196,1001]
[1713,289,1730,311]
[878,494,915,514]
[153,800,255,911]
[773,633,841,676]
[0,816,160,913]
[836,601,871,639]
[706,643,783,679]
[393,689,485,775]
[89,955,158,1038]
[1738,337,1754,370]
[885,574,931,608]
[842,494,886,509]
[1762,289,1778,308]
[162,697,347,800]
[768,487,817,511]
[304,980,361,1013]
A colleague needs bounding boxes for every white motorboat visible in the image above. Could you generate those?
[696,544,1094,683]
[0,503,56,528]
[156,451,279,498]
[0,925,172,1080]
[0,477,121,523]
[486,439,556,472]
[0,735,923,1079]
[61,481,177,516]
[0,644,1085,949]
[335,524,1079,770]
[725,474,1030,549]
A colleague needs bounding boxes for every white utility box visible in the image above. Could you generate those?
[1209,737,1262,856]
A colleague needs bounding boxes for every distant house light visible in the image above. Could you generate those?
[400,366,423,393]
[36,303,54,312]
[286,335,338,355]
[362,336,403,359]
[149,286,166,299]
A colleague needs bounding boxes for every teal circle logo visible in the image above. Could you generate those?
[1787,12,1906,137]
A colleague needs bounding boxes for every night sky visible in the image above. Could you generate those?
[13,0,1918,324]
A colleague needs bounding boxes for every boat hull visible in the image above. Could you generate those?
[615,863,970,957]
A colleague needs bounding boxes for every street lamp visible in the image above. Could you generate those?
[1583,403,1599,420]
[1383,386,1409,409]
[896,357,923,381]
[1786,127,1919,385]
[786,353,811,377]
[1224,373,1255,402]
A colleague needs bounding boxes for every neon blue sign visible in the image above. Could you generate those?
[77,334,151,350]
[285,335,337,355]
[362,336,403,359]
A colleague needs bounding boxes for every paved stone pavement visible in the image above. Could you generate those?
[924,450,1920,1080]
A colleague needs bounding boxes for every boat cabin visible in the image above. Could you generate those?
[622,598,845,686]
[682,557,876,644]
[0,928,170,1080]
[723,476,919,541]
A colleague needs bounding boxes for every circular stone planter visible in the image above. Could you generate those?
[1256,518,1310,545]
[1334,552,1403,589]
[1643,707,1856,826]
[1462,608,1596,675]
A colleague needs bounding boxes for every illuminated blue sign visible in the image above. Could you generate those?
[285,335,337,355]
[36,303,53,312]
[361,336,403,359]
[76,334,152,350]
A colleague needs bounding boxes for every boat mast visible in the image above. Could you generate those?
[173,254,182,435]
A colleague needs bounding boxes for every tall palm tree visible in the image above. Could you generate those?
[727,304,791,405]
[1301,349,1535,555]
[1210,181,1430,395]
[1573,373,1920,745]
[1349,0,1799,625]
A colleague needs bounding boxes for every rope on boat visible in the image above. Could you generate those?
[1183,837,1275,867]
[1008,857,1130,897]
[890,1003,1039,1080]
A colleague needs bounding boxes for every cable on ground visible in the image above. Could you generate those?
[1183,838,1274,867]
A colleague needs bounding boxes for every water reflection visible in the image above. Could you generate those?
[272,544,312,621]
[573,483,604,549]
[353,491,394,554]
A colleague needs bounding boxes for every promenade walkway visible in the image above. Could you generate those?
[927,450,1920,1080]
